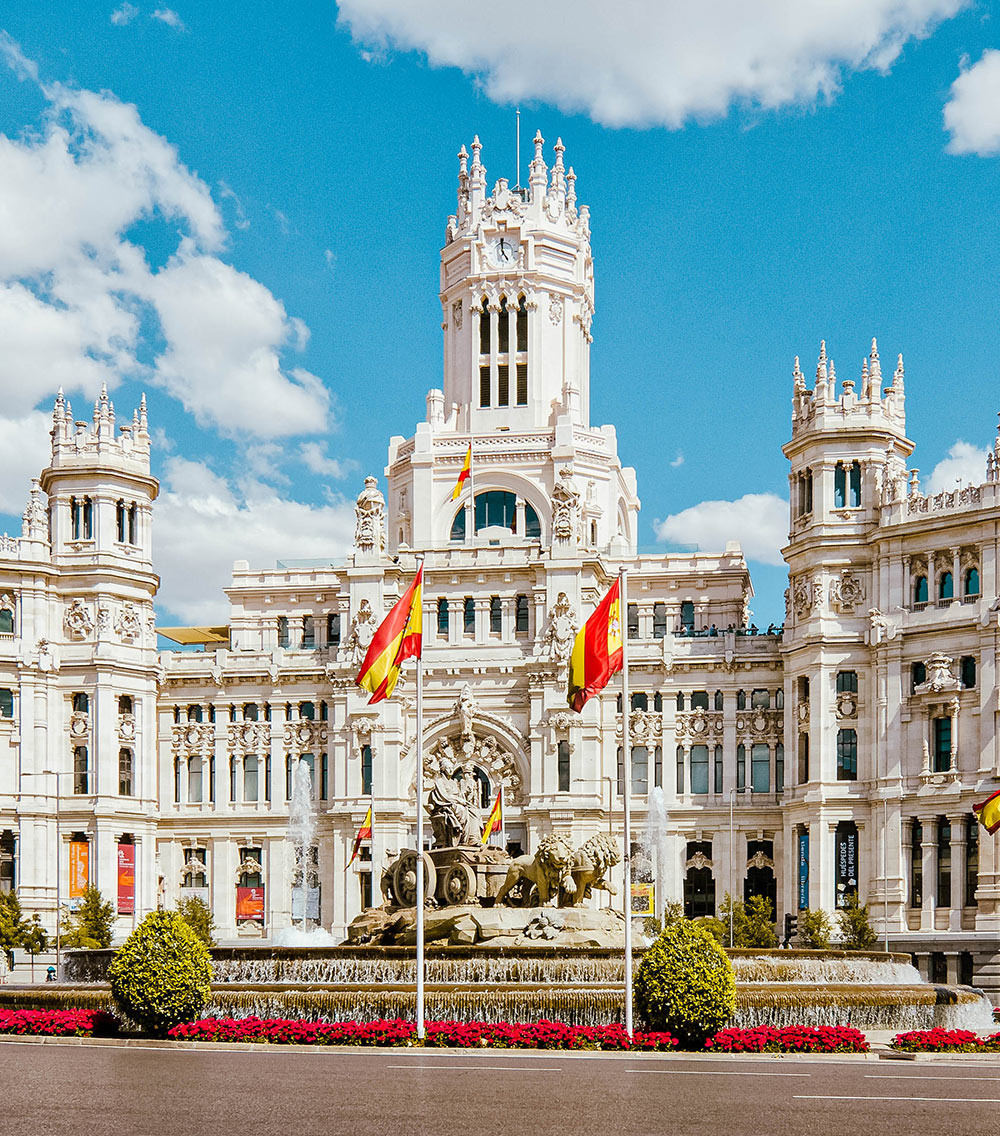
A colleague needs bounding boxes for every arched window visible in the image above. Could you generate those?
[714,690,724,711]
[736,689,746,710]
[524,503,540,539]
[299,701,315,721]
[961,655,977,688]
[911,661,926,691]
[849,460,861,507]
[913,575,928,605]
[119,748,133,796]
[0,609,12,635]
[475,491,517,532]
[72,692,89,713]
[128,503,138,545]
[834,463,846,508]
[632,692,648,711]
[836,728,857,780]
[243,703,258,721]
[653,692,663,712]
[497,297,510,405]
[116,500,126,543]
[964,567,980,597]
[187,704,202,723]
[472,767,491,809]
[0,689,13,718]
[676,692,685,711]
[479,297,490,354]
[118,695,133,715]
[450,507,467,541]
[939,572,954,600]
[515,295,528,405]
[680,601,695,633]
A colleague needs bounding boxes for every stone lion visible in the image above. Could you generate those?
[494,834,576,907]
[563,832,621,907]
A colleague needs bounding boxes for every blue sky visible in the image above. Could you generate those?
[1,2,999,625]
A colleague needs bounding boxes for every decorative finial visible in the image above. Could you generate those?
[534,129,544,159]
[792,356,805,392]
[553,137,565,167]
[458,145,468,176]
[566,166,577,212]
[893,352,904,391]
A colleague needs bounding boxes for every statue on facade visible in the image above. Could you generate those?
[551,468,580,544]
[346,599,378,665]
[456,683,476,739]
[541,592,577,664]
[21,479,47,542]
[424,741,483,847]
[354,476,385,555]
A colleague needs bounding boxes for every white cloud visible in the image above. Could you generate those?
[218,179,249,230]
[154,458,355,622]
[299,441,351,480]
[669,452,684,468]
[0,411,52,516]
[944,50,1000,156]
[151,8,186,31]
[110,3,139,26]
[337,0,965,128]
[655,492,788,565]
[0,38,330,438]
[923,440,988,493]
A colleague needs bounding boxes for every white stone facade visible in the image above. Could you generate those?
[1,136,998,991]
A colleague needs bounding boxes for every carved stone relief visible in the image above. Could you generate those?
[354,477,385,555]
[540,592,577,665]
[64,599,94,639]
[829,571,865,612]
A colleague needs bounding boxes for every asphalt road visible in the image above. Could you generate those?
[0,1042,998,1136]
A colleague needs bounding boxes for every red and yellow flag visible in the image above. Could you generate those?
[973,788,1000,835]
[451,444,472,500]
[567,579,623,712]
[481,788,503,846]
[346,805,373,869]
[355,566,423,703]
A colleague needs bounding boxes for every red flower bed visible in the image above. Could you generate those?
[0,1009,117,1038]
[705,1025,869,1054]
[167,1017,679,1051]
[890,1028,1000,1053]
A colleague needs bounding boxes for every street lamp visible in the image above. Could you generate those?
[729,787,736,948]
[21,770,63,980]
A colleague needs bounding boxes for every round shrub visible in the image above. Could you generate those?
[634,919,736,1048]
[108,911,212,1036]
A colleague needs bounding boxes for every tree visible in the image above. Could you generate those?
[0,890,33,970]
[718,893,747,949]
[109,911,212,1036]
[718,893,778,948]
[799,907,832,950]
[837,891,878,951]
[634,919,736,1047]
[60,886,115,949]
[176,895,215,947]
[21,917,49,982]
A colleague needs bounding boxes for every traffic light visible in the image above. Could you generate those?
[783,912,797,946]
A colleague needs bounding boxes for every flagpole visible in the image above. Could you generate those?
[415,554,426,1040]
[499,783,505,851]
[620,565,633,1040]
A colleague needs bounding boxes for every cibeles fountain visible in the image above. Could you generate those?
[347,685,626,949]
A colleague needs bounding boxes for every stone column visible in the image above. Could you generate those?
[920,816,937,931]
[515,499,526,538]
[902,555,911,609]
[951,547,961,604]
[927,551,935,601]
[949,816,966,931]
[950,696,960,773]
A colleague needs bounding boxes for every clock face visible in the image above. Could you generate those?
[488,235,516,267]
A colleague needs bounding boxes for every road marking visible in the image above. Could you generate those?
[867,1074,1000,1082]
[386,1064,561,1072]
[795,1095,1000,1104]
[626,1069,810,1077]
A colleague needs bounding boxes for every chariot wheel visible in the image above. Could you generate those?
[391,851,437,908]
[440,862,476,906]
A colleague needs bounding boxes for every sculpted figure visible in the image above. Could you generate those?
[346,599,378,665]
[425,746,482,847]
[563,833,621,907]
[551,468,580,544]
[542,592,577,664]
[354,476,385,554]
[494,834,576,907]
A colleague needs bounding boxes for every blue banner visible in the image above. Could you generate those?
[798,830,809,910]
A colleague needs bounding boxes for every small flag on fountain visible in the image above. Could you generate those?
[355,565,423,704]
[347,805,373,869]
[973,788,1000,835]
[567,578,623,712]
[481,788,503,846]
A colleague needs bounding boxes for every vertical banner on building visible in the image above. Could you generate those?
[236,886,265,922]
[835,822,859,908]
[798,830,809,911]
[69,840,89,898]
[117,843,135,915]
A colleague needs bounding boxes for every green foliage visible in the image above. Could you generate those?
[661,901,685,925]
[837,891,878,951]
[718,893,778,948]
[799,908,833,950]
[108,911,212,1036]
[634,919,736,1048]
[20,916,49,957]
[0,891,35,967]
[59,887,115,949]
[692,916,726,943]
[175,895,216,947]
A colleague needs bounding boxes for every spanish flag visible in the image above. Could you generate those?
[567,579,623,712]
[973,788,1000,835]
[355,566,423,703]
[481,788,503,846]
[346,805,373,869]
[451,444,472,500]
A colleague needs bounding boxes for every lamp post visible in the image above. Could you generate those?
[729,787,736,948]
[21,769,63,980]
[883,797,890,953]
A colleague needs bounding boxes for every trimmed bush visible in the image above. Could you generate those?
[634,919,736,1047]
[108,911,211,1036]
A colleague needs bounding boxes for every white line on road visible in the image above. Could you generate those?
[795,1095,1000,1104]
[625,1069,811,1077]
[386,1064,562,1072]
[867,1074,1000,1082]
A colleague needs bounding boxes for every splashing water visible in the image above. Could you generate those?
[644,786,671,915]
[288,759,317,932]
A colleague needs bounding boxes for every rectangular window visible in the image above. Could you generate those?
[278,617,289,648]
[910,821,922,907]
[244,756,258,803]
[751,744,770,793]
[937,818,952,908]
[264,756,271,802]
[437,597,449,635]
[690,691,709,710]
[118,748,133,796]
[498,306,509,353]
[302,617,315,648]
[285,756,292,801]
[479,365,491,407]
[497,364,509,406]
[516,302,527,352]
[327,613,341,646]
[463,597,475,634]
[617,746,625,797]
[933,717,952,772]
[676,746,685,794]
[557,740,570,793]
[632,745,648,796]
[516,363,527,405]
[174,758,181,803]
[966,817,979,907]
[479,308,490,354]
[361,744,373,796]
[690,745,709,795]
[652,603,667,638]
[714,745,723,794]
[183,848,207,890]
[836,670,858,694]
[775,742,784,793]
[654,745,663,789]
[320,753,328,801]
[230,756,238,802]
[736,744,746,791]
[798,734,809,783]
[627,603,639,640]
[209,757,216,803]
[74,746,89,795]
[188,759,203,804]
[751,689,770,709]
[489,595,502,634]
[515,593,529,633]
[837,728,858,780]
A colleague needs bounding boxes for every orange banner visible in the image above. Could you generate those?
[236,886,265,922]
[69,840,89,898]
